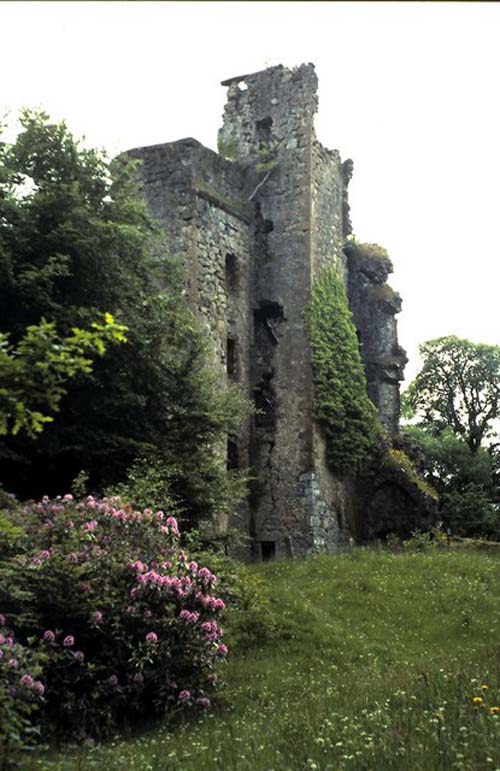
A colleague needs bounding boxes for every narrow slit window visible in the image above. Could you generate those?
[227,337,237,378]
[225,252,238,294]
[227,437,239,470]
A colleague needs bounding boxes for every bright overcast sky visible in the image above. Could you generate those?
[1,1,499,383]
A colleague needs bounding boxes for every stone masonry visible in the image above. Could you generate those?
[129,64,432,558]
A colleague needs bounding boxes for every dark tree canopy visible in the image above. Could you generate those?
[0,111,246,521]
[403,336,500,454]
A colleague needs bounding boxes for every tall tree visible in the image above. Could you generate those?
[0,111,246,521]
[403,336,500,454]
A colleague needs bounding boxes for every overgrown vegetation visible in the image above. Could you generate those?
[402,336,500,538]
[403,426,500,538]
[383,447,439,500]
[34,547,500,771]
[305,265,380,472]
[0,110,247,523]
[0,492,231,763]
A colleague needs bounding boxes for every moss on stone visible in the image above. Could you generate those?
[368,284,401,306]
[305,265,381,473]
[344,240,394,281]
[384,449,439,501]
[193,179,254,223]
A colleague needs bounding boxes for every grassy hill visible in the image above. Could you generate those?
[38,546,500,770]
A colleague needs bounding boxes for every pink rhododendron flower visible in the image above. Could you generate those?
[145,632,158,644]
[179,610,199,624]
[133,672,144,684]
[33,680,45,696]
[165,516,179,536]
[7,659,19,669]
[92,610,103,623]
[196,697,211,709]
[43,630,55,642]
[0,614,5,626]
[0,634,5,644]
[21,674,34,688]
[107,674,118,686]
[83,520,98,531]
[178,689,192,702]
[75,651,85,663]
[216,644,228,657]
[188,560,198,573]
[63,494,74,501]
[63,635,75,647]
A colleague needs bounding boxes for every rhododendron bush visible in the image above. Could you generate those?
[0,494,228,750]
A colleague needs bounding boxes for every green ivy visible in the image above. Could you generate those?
[305,265,380,473]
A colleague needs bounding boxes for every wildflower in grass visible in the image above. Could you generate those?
[490,706,500,714]
[63,635,75,647]
[481,684,489,691]
[472,696,484,705]
[145,632,158,644]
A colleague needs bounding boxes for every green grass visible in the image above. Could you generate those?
[33,547,500,770]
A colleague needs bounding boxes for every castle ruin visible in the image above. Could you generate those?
[129,64,434,558]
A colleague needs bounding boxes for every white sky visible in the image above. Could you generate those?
[1,1,499,383]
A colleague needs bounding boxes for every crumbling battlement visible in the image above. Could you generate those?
[129,64,431,558]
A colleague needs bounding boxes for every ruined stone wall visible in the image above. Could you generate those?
[311,141,345,275]
[345,244,407,434]
[218,64,361,555]
[128,138,254,535]
[126,63,431,557]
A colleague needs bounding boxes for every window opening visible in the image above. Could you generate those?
[225,252,238,294]
[226,336,237,379]
[227,437,239,470]
[261,541,276,561]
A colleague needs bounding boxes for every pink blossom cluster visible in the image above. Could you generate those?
[4,493,229,724]
[200,620,223,642]
[179,610,200,624]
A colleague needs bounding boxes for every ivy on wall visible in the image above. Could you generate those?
[305,265,380,473]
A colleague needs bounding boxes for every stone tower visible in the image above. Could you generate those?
[128,64,431,558]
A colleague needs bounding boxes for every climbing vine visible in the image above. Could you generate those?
[305,265,381,473]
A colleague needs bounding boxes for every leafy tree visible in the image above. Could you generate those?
[403,336,500,454]
[403,426,500,538]
[0,110,246,522]
[0,314,126,437]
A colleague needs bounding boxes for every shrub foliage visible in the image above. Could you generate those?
[0,493,229,752]
[0,110,247,523]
